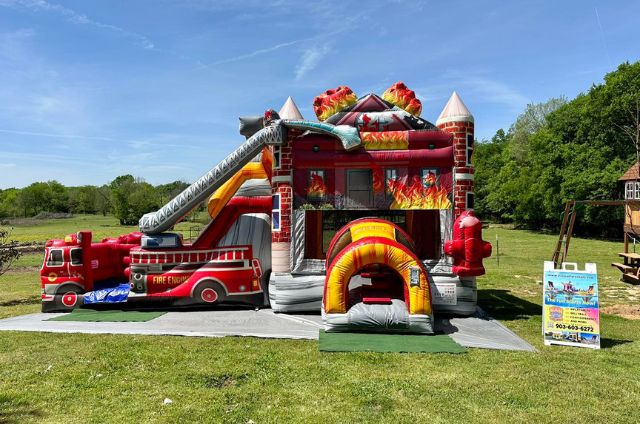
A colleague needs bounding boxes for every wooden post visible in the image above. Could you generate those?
[624,232,629,254]
[552,201,572,267]
[563,203,578,263]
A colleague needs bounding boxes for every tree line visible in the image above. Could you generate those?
[0,176,190,225]
[474,61,640,236]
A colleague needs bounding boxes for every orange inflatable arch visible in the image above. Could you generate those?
[323,218,432,316]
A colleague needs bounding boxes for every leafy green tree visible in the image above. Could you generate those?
[129,182,161,223]
[16,181,69,217]
[95,185,112,216]
[47,180,69,213]
[0,189,20,218]
[109,175,161,225]
[68,186,99,214]
[156,180,190,204]
[473,129,508,220]
[475,98,566,225]
[109,175,136,225]
[476,61,640,236]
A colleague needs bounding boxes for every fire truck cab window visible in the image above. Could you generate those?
[70,248,83,265]
[47,249,64,266]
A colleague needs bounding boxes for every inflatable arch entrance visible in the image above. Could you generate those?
[322,218,434,334]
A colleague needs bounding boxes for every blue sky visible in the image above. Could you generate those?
[0,0,639,188]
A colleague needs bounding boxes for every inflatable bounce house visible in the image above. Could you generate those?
[40,81,491,334]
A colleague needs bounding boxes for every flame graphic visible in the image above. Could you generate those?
[307,174,327,199]
[372,168,384,193]
[382,81,422,116]
[361,131,409,150]
[387,175,451,209]
[313,86,357,121]
[423,171,437,187]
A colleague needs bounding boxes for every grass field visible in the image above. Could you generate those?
[1,216,640,423]
[4,214,205,245]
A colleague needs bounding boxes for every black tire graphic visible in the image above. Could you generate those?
[193,281,225,305]
[53,284,82,312]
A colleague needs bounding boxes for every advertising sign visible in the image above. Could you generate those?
[430,282,457,306]
[542,262,600,349]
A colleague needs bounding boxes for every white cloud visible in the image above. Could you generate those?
[0,28,35,60]
[0,29,96,136]
[295,44,331,81]
[1,0,155,49]
[0,128,113,141]
[210,38,304,66]
[439,73,529,113]
[204,22,351,69]
[463,77,529,112]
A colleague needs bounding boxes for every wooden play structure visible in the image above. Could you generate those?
[612,162,640,284]
[552,162,640,284]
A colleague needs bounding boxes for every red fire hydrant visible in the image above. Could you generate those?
[444,211,492,277]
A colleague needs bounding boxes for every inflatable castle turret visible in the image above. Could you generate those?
[270,96,303,274]
[436,92,474,219]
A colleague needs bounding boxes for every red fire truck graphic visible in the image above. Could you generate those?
[40,230,265,312]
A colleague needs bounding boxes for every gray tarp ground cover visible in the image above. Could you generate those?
[0,308,536,351]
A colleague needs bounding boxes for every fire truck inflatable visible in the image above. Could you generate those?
[41,227,268,312]
[41,153,274,312]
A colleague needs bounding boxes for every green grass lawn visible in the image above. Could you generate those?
[1,217,640,423]
[4,213,204,245]
[4,214,137,244]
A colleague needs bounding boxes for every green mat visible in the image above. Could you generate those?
[319,330,466,353]
[47,309,166,322]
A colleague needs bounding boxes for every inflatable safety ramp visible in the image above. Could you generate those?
[322,218,434,334]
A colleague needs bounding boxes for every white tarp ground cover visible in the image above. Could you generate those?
[0,308,535,351]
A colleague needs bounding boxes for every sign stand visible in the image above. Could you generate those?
[542,262,600,349]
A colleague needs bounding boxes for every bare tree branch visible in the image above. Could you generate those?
[0,227,21,277]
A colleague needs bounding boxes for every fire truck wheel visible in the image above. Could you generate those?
[54,285,82,312]
[194,282,225,305]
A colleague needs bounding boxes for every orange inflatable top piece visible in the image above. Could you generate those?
[382,81,422,117]
[313,86,358,121]
[349,221,396,242]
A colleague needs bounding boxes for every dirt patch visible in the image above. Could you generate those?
[602,304,640,320]
[4,265,41,272]
[203,373,248,389]
[3,212,73,226]
[14,245,44,254]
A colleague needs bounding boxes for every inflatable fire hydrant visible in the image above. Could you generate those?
[444,211,492,277]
